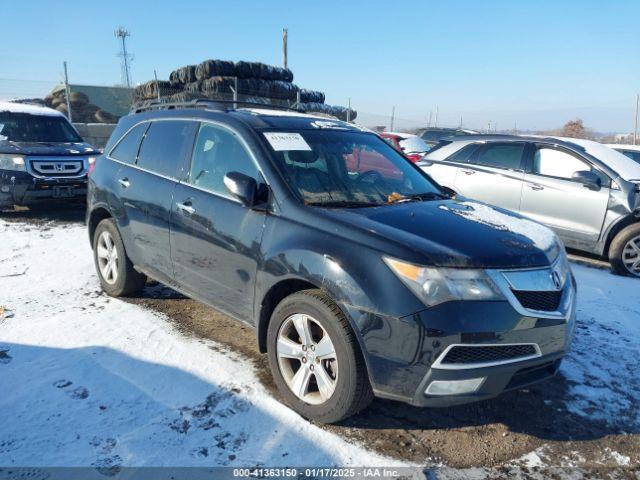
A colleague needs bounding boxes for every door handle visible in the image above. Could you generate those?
[461,169,475,175]
[527,183,544,191]
[176,200,195,215]
[118,178,130,188]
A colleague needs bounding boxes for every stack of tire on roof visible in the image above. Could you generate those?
[43,90,119,123]
[133,59,356,122]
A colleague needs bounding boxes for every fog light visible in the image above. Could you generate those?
[426,377,485,396]
[1,185,9,193]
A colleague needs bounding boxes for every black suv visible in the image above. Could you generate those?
[87,101,576,423]
[0,102,98,209]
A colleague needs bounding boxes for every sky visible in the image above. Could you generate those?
[2,0,639,132]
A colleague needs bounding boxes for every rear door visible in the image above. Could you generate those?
[453,142,527,212]
[115,119,197,281]
[170,122,267,321]
[519,144,610,250]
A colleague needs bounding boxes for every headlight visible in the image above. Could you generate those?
[383,257,504,307]
[0,154,25,171]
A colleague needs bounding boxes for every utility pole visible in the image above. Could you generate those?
[634,94,639,145]
[459,115,463,128]
[115,27,133,88]
[434,105,439,127]
[390,105,395,131]
[282,28,288,69]
[427,111,432,127]
[63,61,72,123]
[347,98,351,123]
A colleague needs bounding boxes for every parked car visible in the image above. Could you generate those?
[0,101,99,210]
[418,127,478,146]
[420,135,640,277]
[606,144,640,164]
[87,103,576,423]
[379,132,431,162]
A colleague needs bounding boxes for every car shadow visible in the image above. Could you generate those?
[0,341,369,469]
[127,282,634,445]
[0,203,86,225]
[343,370,634,442]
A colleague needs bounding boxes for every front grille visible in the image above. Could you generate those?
[440,344,538,365]
[512,289,562,312]
[30,159,84,176]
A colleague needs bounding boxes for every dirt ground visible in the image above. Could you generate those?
[6,205,639,474]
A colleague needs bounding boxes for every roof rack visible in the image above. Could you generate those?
[132,98,304,114]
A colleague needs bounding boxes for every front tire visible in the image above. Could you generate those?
[93,218,146,296]
[609,223,640,277]
[267,289,373,424]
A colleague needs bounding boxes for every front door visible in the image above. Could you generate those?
[453,142,527,212]
[519,144,610,250]
[170,122,267,321]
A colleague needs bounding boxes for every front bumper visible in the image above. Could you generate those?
[0,169,87,207]
[342,263,577,408]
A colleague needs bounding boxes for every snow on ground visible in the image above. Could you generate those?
[0,220,404,468]
[0,218,638,472]
[560,263,640,429]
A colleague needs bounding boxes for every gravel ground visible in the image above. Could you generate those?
[3,205,638,477]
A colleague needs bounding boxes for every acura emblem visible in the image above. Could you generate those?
[551,271,562,290]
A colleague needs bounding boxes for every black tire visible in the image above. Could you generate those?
[609,223,640,277]
[267,289,373,423]
[92,218,146,296]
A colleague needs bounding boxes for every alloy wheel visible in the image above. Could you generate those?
[96,231,119,285]
[276,313,338,405]
[622,235,640,277]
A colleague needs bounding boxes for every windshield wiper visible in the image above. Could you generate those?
[388,192,449,204]
[306,200,381,208]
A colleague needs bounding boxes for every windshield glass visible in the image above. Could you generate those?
[263,129,443,206]
[0,113,82,143]
[399,136,430,153]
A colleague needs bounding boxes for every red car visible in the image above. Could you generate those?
[380,132,431,162]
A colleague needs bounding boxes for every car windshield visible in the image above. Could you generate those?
[0,112,82,143]
[399,136,430,153]
[263,129,444,207]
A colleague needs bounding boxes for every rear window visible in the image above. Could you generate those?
[110,123,148,164]
[0,112,81,143]
[137,120,197,178]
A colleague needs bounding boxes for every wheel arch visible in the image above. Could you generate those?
[87,206,113,247]
[603,214,640,258]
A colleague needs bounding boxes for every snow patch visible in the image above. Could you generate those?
[438,201,557,251]
[0,100,64,117]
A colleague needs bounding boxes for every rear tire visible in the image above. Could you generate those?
[93,218,146,296]
[609,223,640,277]
[267,289,373,423]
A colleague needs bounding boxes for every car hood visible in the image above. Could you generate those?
[319,199,561,268]
[0,141,99,156]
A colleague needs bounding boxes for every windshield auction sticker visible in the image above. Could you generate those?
[263,132,312,151]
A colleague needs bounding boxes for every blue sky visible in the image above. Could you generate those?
[2,0,639,131]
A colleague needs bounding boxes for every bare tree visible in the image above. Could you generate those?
[561,119,589,139]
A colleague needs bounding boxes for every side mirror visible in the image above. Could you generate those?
[572,170,601,190]
[224,171,257,207]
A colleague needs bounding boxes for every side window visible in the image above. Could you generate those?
[619,149,640,164]
[137,121,196,178]
[446,144,477,164]
[471,143,525,170]
[533,147,590,179]
[110,123,148,164]
[188,123,260,195]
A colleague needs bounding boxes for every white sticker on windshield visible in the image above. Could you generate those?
[263,132,311,151]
